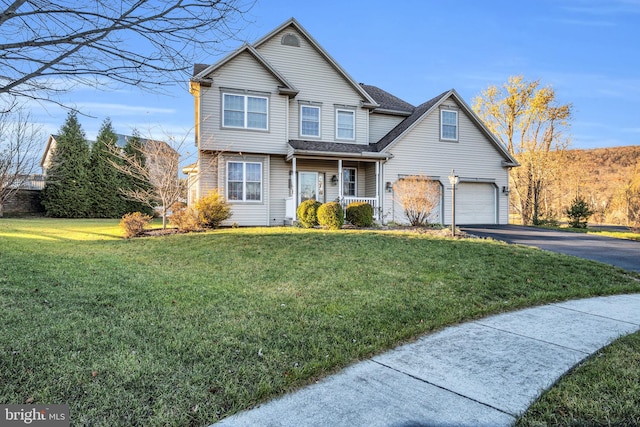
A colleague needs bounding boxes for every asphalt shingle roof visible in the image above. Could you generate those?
[360,84,414,114]
[193,63,209,76]
[373,90,450,151]
[288,139,379,154]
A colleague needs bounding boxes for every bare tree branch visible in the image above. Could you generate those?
[0,0,254,109]
[0,106,43,216]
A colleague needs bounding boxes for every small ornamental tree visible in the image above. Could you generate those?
[392,176,441,226]
[565,195,594,229]
[121,131,154,216]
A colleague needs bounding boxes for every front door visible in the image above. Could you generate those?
[299,172,318,204]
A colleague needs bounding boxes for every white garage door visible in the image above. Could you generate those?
[456,182,496,224]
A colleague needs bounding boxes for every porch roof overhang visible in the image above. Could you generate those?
[287,139,392,161]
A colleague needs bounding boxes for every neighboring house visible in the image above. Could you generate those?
[41,133,174,176]
[1,174,45,216]
[187,18,518,226]
[41,133,141,175]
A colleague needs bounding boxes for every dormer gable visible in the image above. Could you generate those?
[252,18,379,109]
[190,44,298,98]
[375,89,518,166]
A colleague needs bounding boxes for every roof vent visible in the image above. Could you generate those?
[281,33,300,47]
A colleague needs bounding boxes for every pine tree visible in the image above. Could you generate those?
[41,111,91,217]
[122,130,154,216]
[87,118,126,217]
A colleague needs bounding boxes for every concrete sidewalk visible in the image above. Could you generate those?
[213,293,640,427]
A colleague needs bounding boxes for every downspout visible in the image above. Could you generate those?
[292,157,297,221]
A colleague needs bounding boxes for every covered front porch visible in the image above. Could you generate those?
[284,141,391,222]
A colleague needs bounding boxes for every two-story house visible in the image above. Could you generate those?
[187,18,518,226]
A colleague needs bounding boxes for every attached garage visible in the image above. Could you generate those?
[455,182,497,224]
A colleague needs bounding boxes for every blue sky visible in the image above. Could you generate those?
[30,0,640,159]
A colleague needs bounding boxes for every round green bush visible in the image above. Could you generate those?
[317,201,344,230]
[297,199,321,228]
[346,202,374,227]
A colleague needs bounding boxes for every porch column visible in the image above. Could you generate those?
[292,157,297,220]
[338,159,343,200]
[375,161,380,220]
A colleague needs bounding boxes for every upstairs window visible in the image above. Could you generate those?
[440,109,458,141]
[223,93,268,130]
[300,105,320,138]
[227,161,262,202]
[336,109,355,140]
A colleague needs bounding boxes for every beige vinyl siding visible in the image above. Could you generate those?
[216,154,270,226]
[199,51,288,154]
[364,163,377,198]
[382,97,510,225]
[197,152,219,200]
[256,28,370,145]
[269,155,290,225]
[369,113,404,143]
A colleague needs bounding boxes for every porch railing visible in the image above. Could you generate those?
[286,196,380,221]
[341,196,379,220]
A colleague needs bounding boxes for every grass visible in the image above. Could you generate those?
[534,224,640,241]
[1,218,639,426]
[517,330,640,426]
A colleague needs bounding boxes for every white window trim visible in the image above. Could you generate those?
[226,161,263,202]
[300,105,321,138]
[343,167,357,197]
[440,109,458,141]
[222,93,269,131]
[335,108,355,141]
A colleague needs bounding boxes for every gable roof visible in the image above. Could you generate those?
[191,44,299,97]
[374,89,518,166]
[360,84,414,115]
[252,18,379,109]
[374,90,449,151]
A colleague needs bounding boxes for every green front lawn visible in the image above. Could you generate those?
[517,330,640,426]
[1,218,639,426]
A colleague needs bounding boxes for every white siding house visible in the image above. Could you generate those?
[188,18,518,226]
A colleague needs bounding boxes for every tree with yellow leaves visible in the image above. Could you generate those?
[473,76,573,225]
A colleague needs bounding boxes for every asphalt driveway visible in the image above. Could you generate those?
[462,225,640,273]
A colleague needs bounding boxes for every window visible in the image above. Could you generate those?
[441,109,458,141]
[223,94,268,130]
[227,161,262,202]
[343,168,356,196]
[336,109,355,140]
[300,105,320,137]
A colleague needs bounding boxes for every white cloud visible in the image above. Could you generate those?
[73,102,176,115]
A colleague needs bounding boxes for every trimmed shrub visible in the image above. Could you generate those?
[297,199,322,228]
[317,201,344,230]
[346,202,374,227]
[120,212,152,238]
[169,206,201,232]
[566,196,594,229]
[195,190,231,229]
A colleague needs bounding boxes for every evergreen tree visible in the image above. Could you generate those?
[87,118,126,217]
[42,111,91,217]
[121,130,154,216]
